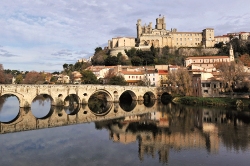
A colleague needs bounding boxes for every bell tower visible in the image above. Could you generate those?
[155,15,166,30]
[229,44,234,61]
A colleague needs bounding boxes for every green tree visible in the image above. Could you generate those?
[131,56,142,66]
[105,56,118,66]
[214,42,224,48]
[15,74,23,84]
[95,47,103,54]
[63,63,68,70]
[91,49,107,65]
[108,75,127,85]
[162,46,170,55]
[74,62,82,71]
[81,70,98,84]
[150,44,157,57]
[50,76,58,83]
[125,47,137,58]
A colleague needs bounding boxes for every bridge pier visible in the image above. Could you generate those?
[138,95,144,101]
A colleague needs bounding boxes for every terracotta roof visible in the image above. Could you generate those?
[120,71,144,75]
[146,70,157,74]
[186,56,229,59]
[214,35,230,38]
[158,70,168,75]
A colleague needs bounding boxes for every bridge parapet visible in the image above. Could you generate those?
[0,84,162,108]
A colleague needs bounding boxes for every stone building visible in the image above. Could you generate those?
[136,16,215,48]
[185,44,234,70]
[214,35,230,44]
[215,32,250,44]
[108,37,135,56]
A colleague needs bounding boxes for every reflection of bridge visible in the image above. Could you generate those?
[0,101,158,134]
[0,84,169,107]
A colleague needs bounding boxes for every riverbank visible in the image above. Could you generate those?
[172,96,250,108]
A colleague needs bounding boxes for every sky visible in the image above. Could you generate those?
[0,0,250,72]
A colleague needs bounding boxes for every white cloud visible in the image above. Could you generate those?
[0,0,250,71]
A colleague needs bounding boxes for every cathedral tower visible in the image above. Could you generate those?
[155,15,166,30]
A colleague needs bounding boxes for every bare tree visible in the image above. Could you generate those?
[103,69,115,84]
[167,68,193,96]
[215,61,247,95]
[23,71,45,84]
[0,64,5,83]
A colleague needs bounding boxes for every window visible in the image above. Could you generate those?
[204,90,208,93]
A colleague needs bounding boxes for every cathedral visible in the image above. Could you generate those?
[108,16,215,56]
[136,16,215,48]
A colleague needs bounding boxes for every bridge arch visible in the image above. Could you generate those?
[30,93,55,106]
[90,89,113,102]
[63,94,81,115]
[0,92,26,107]
[119,90,137,102]
[160,92,172,104]
[87,89,114,116]
[143,91,156,100]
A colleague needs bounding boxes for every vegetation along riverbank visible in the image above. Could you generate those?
[172,96,250,110]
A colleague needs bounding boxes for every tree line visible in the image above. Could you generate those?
[91,45,185,67]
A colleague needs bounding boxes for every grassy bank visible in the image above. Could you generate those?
[172,96,250,108]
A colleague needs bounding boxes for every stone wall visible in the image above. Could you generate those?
[170,48,219,56]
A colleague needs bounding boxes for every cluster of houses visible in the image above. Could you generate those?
[215,32,250,44]
[55,44,250,98]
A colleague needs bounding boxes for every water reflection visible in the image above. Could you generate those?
[1,97,250,165]
[119,100,137,112]
[64,94,80,115]
[88,92,112,115]
[31,94,52,118]
[0,95,19,123]
[94,104,250,164]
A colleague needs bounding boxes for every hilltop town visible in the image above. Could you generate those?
[1,16,250,98]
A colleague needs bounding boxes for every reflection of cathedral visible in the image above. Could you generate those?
[100,105,223,164]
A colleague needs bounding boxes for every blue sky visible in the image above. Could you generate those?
[0,0,250,72]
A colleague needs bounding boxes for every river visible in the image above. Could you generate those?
[0,95,250,166]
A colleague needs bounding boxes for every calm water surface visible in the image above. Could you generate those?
[0,95,250,166]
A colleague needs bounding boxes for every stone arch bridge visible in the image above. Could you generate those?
[0,84,170,107]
